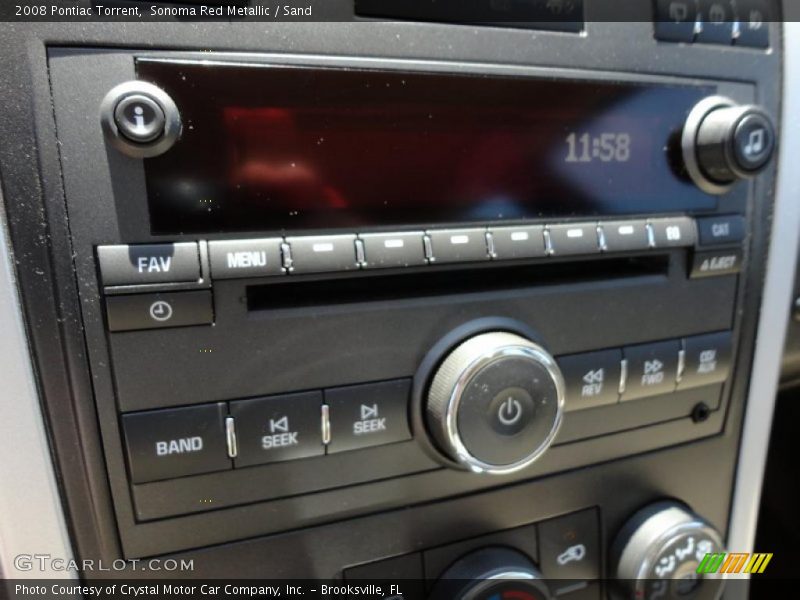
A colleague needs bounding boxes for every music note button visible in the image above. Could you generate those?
[733,112,775,172]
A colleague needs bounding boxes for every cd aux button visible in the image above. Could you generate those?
[488,225,547,260]
[621,340,680,401]
[547,223,600,256]
[121,403,231,484]
[208,238,284,279]
[678,331,733,390]
[285,235,359,274]
[427,228,489,263]
[558,348,623,411]
[230,391,325,467]
[600,220,650,252]
[359,232,427,269]
[324,379,412,454]
[97,242,200,287]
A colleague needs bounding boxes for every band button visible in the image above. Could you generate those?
[121,403,231,484]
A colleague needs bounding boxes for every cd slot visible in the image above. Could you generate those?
[246,255,670,311]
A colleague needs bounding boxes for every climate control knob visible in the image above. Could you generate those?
[425,331,565,474]
[431,547,551,600]
[611,501,726,600]
[682,96,776,194]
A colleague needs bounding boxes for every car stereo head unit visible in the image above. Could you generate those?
[42,48,777,561]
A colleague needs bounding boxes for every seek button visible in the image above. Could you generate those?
[325,380,412,454]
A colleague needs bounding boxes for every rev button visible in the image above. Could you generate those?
[121,403,231,484]
[325,379,412,454]
[230,391,324,467]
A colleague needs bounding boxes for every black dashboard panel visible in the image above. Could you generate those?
[0,7,785,598]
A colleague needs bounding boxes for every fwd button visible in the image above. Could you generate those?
[325,379,412,454]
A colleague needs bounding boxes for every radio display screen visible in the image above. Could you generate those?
[138,60,717,234]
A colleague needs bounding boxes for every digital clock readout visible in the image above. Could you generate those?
[565,132,632,163]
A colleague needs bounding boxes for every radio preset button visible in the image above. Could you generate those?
[488,225,547,260]
[427,229,489,263]
[359,232,427,269]
[696,215,745,246]
[691,248,743,278]
[285,235,359,274]
[649,217,697,247]
[121,403,231,484]
[209,238,283,279]
[230,391,324,467]
[621,340,680,401]
[98,242,200,287]
[735,0,770,48]
[105,290,213,332]
[558,349,622,411]
[601,220,650,253]
[325,379,412,454]
[547,223,600,256]
[678,331,733,390]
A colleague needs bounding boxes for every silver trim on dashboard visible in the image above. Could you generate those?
[0,185,75,578]
[726,21,800,599]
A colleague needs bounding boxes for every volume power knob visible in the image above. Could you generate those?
[682,95,776,195]
[425,331,565,474]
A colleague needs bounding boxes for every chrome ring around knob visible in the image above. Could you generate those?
[612,501,726,600]
[682,95,776,195]
[426,331,565,475]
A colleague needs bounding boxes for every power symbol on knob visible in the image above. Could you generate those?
[498,397,523,426]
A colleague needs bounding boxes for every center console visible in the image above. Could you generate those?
[0,7,785,600]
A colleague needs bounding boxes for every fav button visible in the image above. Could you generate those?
[558,349,622,411]
[230,391,324,467]
[121,403,231,484]
[679,331,733,390]
[622,340,680,401]
[208,238,284,279]
[325,379,412,454]
[97,242,200,286]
